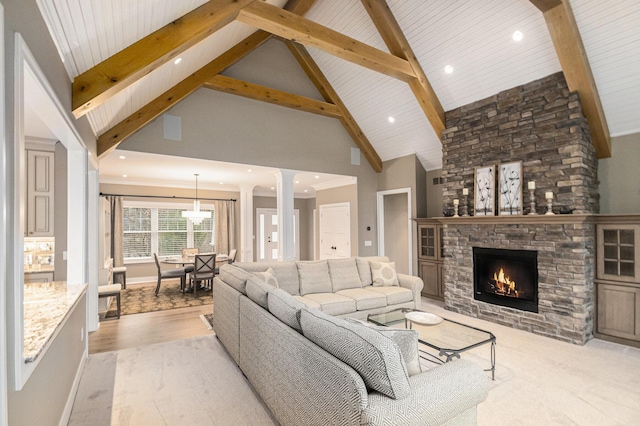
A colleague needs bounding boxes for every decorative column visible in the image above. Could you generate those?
[275,169,297,261]
[239,185,255,262]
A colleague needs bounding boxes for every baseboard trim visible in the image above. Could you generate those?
[59,347,88,426]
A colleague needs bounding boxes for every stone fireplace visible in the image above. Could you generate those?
[440,72,598,345]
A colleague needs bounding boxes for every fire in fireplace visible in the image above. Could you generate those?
[473,247,538,313]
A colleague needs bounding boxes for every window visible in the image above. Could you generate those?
[123,202,214,260]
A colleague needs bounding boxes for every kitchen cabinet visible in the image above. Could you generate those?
[595,218,640,347]
[26,145,55,237]
[416,219,444,300]
[24,271,54,283]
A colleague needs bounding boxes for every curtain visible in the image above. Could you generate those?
[213,200,236,256]
[108,196,124,267]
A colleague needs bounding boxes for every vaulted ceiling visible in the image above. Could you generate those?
[37,0,640,172]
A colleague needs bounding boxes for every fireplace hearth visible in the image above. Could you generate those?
[473,247,538,313]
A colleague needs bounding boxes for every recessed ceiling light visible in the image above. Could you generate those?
[174,57,182,65]
[270,187,275,190]
[444,65,453,74]
[247,169,252,172]
[304,189,308,193]
[388,116,395,123]
[295,180,300,184]
[513,31,523,42]
[118,155,126,159]
[219,182,224,185]
[315,175,320,179]
[122,174,127,178]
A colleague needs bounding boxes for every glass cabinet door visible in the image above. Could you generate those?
[419,225,438,260]
[598,225,640,283]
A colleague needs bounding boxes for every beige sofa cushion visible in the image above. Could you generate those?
[368,286,413,305]
[219,264,254,294]
[233,262,300,295]
[293,296,321,309]
[268,288,305,332]
[346,318,422,377]
[355,257,373,286]
[371,261,399,287]
[298,261,332,296]
[246,276,275,309]
[336,288,387,310]
[299,308,411,400]
[302,293,356,316]
[328,258,362,292]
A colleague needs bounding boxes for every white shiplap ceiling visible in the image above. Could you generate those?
[36,0,640,178]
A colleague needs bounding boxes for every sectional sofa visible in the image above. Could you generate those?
[212,256,490,425]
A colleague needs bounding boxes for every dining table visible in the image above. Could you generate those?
[161,253,229,266]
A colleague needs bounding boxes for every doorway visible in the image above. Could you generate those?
[256,208,300,261]
[377,188,412,275]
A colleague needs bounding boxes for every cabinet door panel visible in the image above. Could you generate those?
[420,261,440,298]
[597,284,640,340]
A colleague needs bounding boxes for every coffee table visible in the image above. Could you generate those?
[368,308,496,380]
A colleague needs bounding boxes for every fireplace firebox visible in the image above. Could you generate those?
[473,247,538,313]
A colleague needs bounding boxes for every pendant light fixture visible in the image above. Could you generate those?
[182,173,211,225]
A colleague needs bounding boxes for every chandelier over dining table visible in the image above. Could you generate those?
[182,173,211,225]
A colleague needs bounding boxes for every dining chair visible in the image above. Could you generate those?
[154,253,187,296]
[181,248,199,274]
[190,253,216,297]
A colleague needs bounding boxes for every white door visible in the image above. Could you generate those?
[319,203,350,259]
[256,208,300,261]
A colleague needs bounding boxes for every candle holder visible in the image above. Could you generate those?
[545,195,555,215]
[462,194,469,216]
[528,188,538,215]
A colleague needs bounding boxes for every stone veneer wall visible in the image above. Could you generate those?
[440,72,598,344]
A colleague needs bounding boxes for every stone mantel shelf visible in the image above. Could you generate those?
[414,214,640,226]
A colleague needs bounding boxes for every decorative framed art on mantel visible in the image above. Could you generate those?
[498,161,523,215]
[474,165,495,216]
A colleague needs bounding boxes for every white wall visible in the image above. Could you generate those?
[598,132,640,214]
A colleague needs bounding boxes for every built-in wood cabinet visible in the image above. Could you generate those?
[595,218,640,347]
[416,219,444,300]
[26,144,55,237]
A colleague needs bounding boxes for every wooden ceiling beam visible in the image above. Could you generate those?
[73,0,255,119]
[203,75,342,118]
[238,2,416,83]
[285,40,383,173]
[97,31,272,158]
[361,0,445,139]
[529,0,562,13]
[535,0,611,158]
[96,0,317,158]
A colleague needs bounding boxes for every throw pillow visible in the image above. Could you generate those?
[328,258,362,292]
[299,308,410,399]
[253,267,279,288]
[345,318,422,377]
[371,261,399,287]
[268,288,305,332]
[355,257,373,286]
[297,261,332,296]
[246,275,275,309]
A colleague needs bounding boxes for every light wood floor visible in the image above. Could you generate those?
[89,304,214,354]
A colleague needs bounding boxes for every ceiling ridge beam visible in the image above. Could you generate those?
[361,0,445,139]
[534,0,610,158]
[237,1,416,83]
[97,31,272,158]
[73,0,256,119]
[285,40,382,173]
[203,75,342,118]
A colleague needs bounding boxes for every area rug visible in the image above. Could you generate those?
[68,335,277,425]
[200,313,214,330]
[106,281,213,317]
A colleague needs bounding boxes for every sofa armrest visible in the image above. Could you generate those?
[361,359,490,426]
[397,273,424,309]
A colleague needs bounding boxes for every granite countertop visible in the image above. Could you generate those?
[23,281,86,363]
[24,265,55,274]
